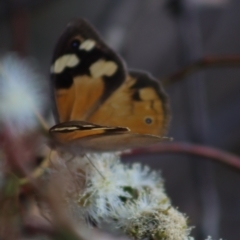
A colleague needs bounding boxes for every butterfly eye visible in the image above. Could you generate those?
[71,39,80,49]
[145,117,153,125]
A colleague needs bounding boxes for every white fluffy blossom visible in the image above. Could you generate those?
[0,53,47,134]
[75,153,132,219]
[121,205,191,240]
[56,152,192,240]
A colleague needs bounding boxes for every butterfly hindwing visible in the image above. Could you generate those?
[73,132,168,153]
[88,70,170,135]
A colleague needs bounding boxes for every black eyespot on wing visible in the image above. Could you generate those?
[71,39,80,49]
[145,117,153,124]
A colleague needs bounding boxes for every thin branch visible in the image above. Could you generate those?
[0,127,44,192]
[24,217,55,237]
[162,55,240,86]
[122,142,240,171]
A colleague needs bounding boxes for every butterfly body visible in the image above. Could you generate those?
[49,18,170,153]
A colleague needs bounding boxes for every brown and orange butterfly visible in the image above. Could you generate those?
[49,18,170,153]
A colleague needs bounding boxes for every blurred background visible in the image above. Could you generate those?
[0,0,240,239]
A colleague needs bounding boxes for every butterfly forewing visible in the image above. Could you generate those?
[51,18,126,123]
[49,120,129,143]
[49,121,170,153]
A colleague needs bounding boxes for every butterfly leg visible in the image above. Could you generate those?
[85,154,105,179]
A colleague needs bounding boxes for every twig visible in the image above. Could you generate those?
[162,55,240,86]
[24,216,55,237]
[122,142,240,171]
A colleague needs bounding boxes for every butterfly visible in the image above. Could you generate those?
[49,18,170,153]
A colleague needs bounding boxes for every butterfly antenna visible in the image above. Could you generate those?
[85,154,105,179]
[33,108,50,133]
[64,154,84,190]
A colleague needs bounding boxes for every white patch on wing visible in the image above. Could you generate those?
[90,59,118,78]
[51,54,80,74]
[51,126,79,131]
[79,39,96,51]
